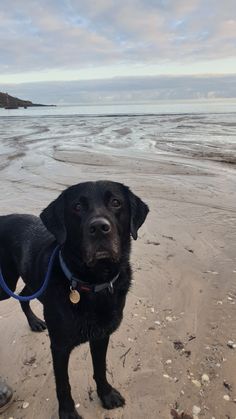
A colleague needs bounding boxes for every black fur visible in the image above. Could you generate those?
[0,180,149,419]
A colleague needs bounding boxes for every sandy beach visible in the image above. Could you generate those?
[0,112,236,419]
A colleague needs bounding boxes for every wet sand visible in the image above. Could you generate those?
[0,134,236,419]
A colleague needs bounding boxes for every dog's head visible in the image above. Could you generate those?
[40,181,149,268]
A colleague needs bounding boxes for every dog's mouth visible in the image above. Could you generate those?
[85,248,119,268]
[84,234,120,268]
[95,250,110,260]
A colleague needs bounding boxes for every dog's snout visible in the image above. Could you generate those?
[88,217,111,236]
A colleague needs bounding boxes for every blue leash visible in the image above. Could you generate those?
[0,245,60,302]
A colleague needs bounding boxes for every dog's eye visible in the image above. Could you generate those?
[74,203,81,212]
[111,198,121,208]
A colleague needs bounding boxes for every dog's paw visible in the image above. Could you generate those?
[59,408,83,419]
[29,316,47,332]
[100,387,125,410]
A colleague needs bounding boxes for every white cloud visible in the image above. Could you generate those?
[0,0,235,79]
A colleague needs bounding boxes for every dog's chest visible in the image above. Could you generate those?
[71,291,124,343]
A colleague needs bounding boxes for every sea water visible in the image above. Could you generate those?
[0,100,235,164]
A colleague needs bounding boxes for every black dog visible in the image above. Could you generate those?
[0,180,149,419]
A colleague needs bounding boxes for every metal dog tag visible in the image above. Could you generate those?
[69,289,80,304]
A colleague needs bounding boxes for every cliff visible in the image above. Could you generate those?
[0,92,47,108]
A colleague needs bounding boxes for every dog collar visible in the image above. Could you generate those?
[59,251,120,295]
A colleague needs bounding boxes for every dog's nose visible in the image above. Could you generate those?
[88,217,111,236]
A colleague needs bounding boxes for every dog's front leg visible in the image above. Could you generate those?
[51,345,82,419]
[89,336,125,410]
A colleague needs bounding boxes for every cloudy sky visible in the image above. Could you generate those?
[0,0,236,103]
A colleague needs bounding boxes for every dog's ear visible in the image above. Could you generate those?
[40,192,66,244]
[128,189,149,240]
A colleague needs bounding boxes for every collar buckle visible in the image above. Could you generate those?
[71,278,78,290]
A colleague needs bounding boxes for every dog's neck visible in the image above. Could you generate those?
[60,244,122,284]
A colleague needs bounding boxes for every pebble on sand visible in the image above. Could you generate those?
[166,316,173,322]
[192,379,201,388]
[192,405,201,415]
[227,340,236,349]
[223,394,230,401]
[22,402,29,409]
[201,374,210,384]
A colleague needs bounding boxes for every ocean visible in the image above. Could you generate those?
[0,100,236,165]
